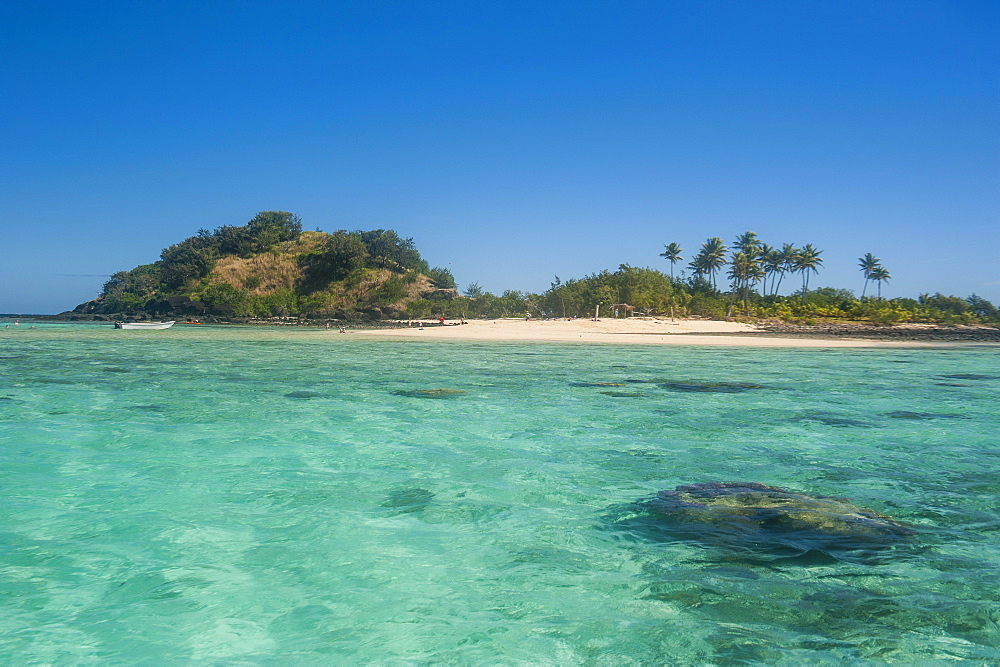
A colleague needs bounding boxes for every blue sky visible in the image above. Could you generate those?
[2,0,997,314]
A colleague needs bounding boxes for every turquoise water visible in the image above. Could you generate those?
[2,322,998,662]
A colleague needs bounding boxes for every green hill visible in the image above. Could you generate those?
[71,211,457,321]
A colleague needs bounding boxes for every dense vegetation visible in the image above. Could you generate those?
[402,268,999,326]
[406,232,998,325]
[80,215,998,326]
[82,212,456,319]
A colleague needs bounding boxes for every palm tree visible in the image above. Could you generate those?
[858,253,881,298]
[774,243,798,295]
[760,243,785,296]
[732,231,761,258]
[659,242,683,279]
[697,237,728,289]
[869,266,891,298]
[659,242,683,320]
[731,232,761,295]
[793,243,823,293]
[728,250,765,316]
[687,254,708,281]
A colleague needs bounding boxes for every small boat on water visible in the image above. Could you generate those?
[114,321,176,330]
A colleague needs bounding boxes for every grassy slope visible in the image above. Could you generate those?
[197,231,435,316]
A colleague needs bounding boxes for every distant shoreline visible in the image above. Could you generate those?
[10,315,999,347]
[347,318,1000,348]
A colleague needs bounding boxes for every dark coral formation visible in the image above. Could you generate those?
[611,482,913,563]
[886,411,967,420]
[285,391,322,399]
[651,482,913,538]
[392,388,467,398]
[658,381,766,393]
[571,379,768,394]
[381,488,435,514]
[793,411,872,427]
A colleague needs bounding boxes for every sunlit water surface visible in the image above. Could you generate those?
[2,322,998,662]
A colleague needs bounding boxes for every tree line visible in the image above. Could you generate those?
[91,215,998,325]
[411,231,996,325]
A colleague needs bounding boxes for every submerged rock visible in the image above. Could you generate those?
[381,488,435,514]
[393,388,467,398]
[659,381,766,393]
[611,482,913,563]
[285,391,322,399]
[652,482,912,536]
[794,411,872,428]
[886,411,967,420]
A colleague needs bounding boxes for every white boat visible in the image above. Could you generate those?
[114,321,175,330]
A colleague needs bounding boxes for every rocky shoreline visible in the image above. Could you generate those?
[745,322,1000,342]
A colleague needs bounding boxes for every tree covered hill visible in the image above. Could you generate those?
[71,211,457,320]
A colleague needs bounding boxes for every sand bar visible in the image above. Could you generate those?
[351,318,995,348]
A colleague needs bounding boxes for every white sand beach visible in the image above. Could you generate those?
[351,317,959,347]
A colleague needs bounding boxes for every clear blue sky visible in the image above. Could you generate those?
[2,0,997,314]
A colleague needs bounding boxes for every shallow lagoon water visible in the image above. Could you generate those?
[1,322,998,662]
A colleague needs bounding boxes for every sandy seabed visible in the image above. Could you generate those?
[350,317,977,348]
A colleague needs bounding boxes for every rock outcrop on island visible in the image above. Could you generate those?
[59,212,458,322]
